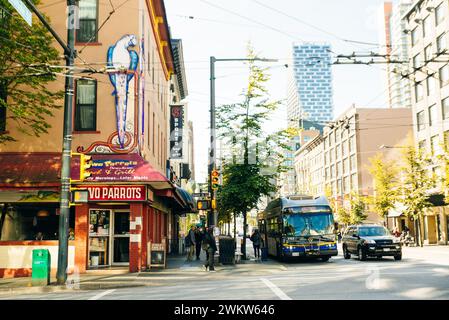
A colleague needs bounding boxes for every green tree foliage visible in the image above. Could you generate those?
[0,0,63,143]
[368,153,399,222]
[335,206,351,225]
[400,145,434,247]
[215,44,289,258]
[349,192,367,224]
[437,139,449,205]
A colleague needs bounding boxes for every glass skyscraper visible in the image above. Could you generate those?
[287,43,334,125]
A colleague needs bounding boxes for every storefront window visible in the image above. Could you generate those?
[89,209,110,267]
[0,204,74,241]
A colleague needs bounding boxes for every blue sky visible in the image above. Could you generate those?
[164,0,390,182]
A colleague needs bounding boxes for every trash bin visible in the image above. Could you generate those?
[32,249,51,286]
[219,237,235,265]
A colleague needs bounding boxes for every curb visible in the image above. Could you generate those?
[0,285,74,296]
[0,282,145,296]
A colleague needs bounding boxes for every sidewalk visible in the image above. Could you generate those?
[0,239,267,296]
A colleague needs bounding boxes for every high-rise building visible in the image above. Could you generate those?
[380,1,413,109]
[404,0,449,245]
[287,43,334,125]
[294,106,413,224]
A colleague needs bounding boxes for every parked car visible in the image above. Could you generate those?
[342,224,402,261]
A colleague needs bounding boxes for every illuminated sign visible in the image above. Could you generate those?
[170,105,184,159]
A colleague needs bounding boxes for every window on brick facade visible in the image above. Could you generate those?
[431,135,440,156]
[75,79,96,131]
[423,15,431,38]
[439,64,449,87]
[425,45,433,63]
[443,97,449,120]
[411,27,418,46]
[429,104,437,127]
[76,0,98,43]
[415,82,424,102]
[417,110,425,131]
[437,33,447,53]
[436,2,445,26]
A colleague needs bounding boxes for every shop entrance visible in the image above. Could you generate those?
[88,209,130,268]
[112,211,130,265]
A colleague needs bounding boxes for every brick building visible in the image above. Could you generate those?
[0,0,193,277]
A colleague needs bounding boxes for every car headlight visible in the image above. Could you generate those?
[393,238,401,243]
[364,239,376,244]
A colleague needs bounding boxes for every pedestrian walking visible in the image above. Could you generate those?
[250,229,262,259]
[185,225,196,262]
[195,226,204,260]
[203,228,217,272]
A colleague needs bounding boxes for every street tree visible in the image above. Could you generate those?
[437,140,449,205]
[400,145,434,247]
[216,44,290,259]
[0,0,63,144]
[335,206,351,226]
[368,153,399,226]
[349,191,367,224]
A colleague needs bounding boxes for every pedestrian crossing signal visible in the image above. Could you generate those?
[197,200,210,210]
[211,170,219,190]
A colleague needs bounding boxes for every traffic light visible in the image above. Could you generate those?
[211,169,219,190]
[80,154,93,181]
[196,199,210,210]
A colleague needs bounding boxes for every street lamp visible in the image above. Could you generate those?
[208,56,278,227]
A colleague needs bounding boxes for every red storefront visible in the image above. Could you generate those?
[0,152,192,277]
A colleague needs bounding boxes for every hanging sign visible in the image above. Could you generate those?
[170,105,184,159]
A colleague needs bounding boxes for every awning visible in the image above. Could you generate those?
[388,202,407,218]
[175,186,195,211]
[0,152,172,190]
[0,153,61,188]
[81,153,172,190]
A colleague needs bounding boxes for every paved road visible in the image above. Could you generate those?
[3,245,449,300]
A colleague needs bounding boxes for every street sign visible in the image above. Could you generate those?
[8,0,32,26]
[192,192,210,198]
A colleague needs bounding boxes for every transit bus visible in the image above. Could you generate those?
[257,195,338,261]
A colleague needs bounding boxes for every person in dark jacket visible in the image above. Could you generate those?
[185,225,196,262]
[194,227,204,260]
[203,228,217,272]
[250,229,262,259]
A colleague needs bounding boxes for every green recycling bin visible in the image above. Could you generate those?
[31,249,51,286]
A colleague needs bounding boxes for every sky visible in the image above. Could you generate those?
[164,0,391,183]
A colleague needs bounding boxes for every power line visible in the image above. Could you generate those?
[198,0,306,42]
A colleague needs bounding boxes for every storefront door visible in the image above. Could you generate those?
[112,211,130,265]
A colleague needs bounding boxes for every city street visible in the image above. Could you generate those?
[2,245,449,300]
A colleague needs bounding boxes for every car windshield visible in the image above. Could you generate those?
[283,212,334,236]
[358,226,390,237]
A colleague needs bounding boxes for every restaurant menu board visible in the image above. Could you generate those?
[148,239,166,269]
[89,209,111,236]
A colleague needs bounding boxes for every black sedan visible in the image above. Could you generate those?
[342,224,402,261]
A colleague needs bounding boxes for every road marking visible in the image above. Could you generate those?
[88,289,116,300]
[260,278,292,300]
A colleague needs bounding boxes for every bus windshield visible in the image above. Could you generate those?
[283,211,334,237]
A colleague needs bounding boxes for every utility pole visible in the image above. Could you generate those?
[23,0,77,285]
[209,56,216,228]
[209,57,277,226]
